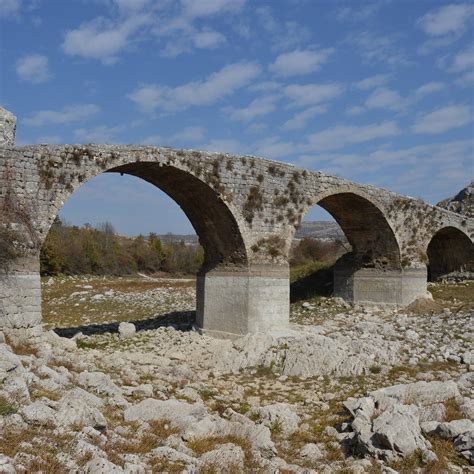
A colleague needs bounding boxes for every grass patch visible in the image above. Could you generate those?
[444,398,464,422]
[0,396,17,416]
[429,281,474,308]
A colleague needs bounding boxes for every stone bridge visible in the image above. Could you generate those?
[1,108,473,342]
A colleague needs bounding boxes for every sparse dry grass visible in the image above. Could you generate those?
[101,419,181,467]
[188,434,257,470]
[429,281,474,308]
[385,436,469,473]
[5,337,39,357]
[444,397,464,422]
[41,275,195,329]
[29,385,62,402]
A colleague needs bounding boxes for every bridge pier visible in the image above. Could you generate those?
[0,257,42,344]
[333,263,427,305]
[196,264,289,339]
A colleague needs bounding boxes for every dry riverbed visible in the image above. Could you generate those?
[0,276,472,472]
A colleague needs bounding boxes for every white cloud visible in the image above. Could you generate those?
[255,6,278,33]
[128,61,260,113]
[347,31,408,67]
[282,106,327,130]
[171,126,205,142]
[273,20,312,53]
[450,43,474,72]
[24,104,100,126]
[417,4,473,37]
[192,29,225,48]
[365,87,403,111]
[256,136,296,159]
[269,48,334,77]
[348,81,443,116]
[203,138,246,154]
[335,0,391,22]
[255,6,311,52]
[298,140,472,203]
[226,96,277,122]
[16,54,51,84]
[414,81,445,98]
[62,14,150,64]
[417,36,458,55]
[0,0,21,18]
[305,121,400,152]
[355,74,390,90]
[284,83,344,107]
[75,125,124,143]
[456,71,474,87]
[114,0,150,13]
[248,81,281,92]
[412,105,472,134]
[181,0,245,19]
[345,105,365,116]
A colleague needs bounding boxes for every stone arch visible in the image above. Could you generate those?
[290,191,418,304]
[43,160,248,272]
[427,226,474,281]
[300,191,401,270]
[106,162,248,271]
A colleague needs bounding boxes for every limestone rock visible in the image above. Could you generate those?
[0,344,22,383]
[454,431,474,465]
[124,398,206,427]
[370,380,460,407]
[437,181,474,218]
[44,330,77,353]
[371,404,430,456]
[78,371,122,397]
[460,398,474,419]
[252,403,300,435]
[149,447,197,466]
[81,457,124,473]
[0,107,16,147]
[199,443,245,472]
[299,443,323,462]
[20,401,56,426]
[435,419,474,439]
[118,322,136,339]
[0,454,15,474]
[56,388,107,431]
[419,403,447,422]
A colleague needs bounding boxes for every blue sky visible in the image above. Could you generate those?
[1,0,473,235]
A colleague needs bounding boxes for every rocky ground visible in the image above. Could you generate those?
[0,276,473,473]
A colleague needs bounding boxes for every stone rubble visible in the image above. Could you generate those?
[0,278,473,472]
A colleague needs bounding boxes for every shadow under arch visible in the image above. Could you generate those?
[98,161,249,272]
[291,191,404,304]
[427,226,474,281]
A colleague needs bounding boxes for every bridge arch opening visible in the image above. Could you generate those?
[427,226,474,282]
[39,161,248,334]
[291,192,402,303]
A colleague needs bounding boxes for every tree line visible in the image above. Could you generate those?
[39,218,349,277]
[40,218,204,276]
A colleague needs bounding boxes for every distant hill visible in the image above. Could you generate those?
[157,233,198,245]
[152,221,345,244]
[436,181,474,218]
[295,221,344,240]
